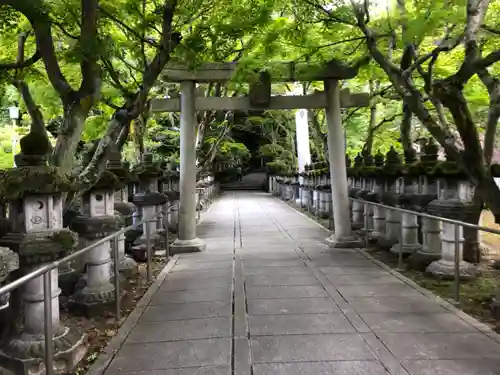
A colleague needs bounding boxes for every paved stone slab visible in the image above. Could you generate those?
[251,334,378,363]
[245,274,319,286]
[141,301,232,321]
[324,273,404,285]
[177,254,234,263]
[402,359,500,375]
[246,285,328,299]
[338,283,423,298]
[243,260,305,267]
[249,313,356,335]
[252,361,390,375]
[243,266,312,276]
[160,277,232,291]
[126,318,231,343]
[172,261,233,271]
[101,193,500,375]
[106,338,231,372]
[151,288,231,304]
[241,253,301,260]
[247,298,339,315]
[347,295,448,313]
[378,332,500,359]
[107,367,231,375]
[319,266,387,275]
[360,312,476,333]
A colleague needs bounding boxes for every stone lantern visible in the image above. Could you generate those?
[70,170,123,314]
[350,153,365,230]
[368,150,386,242]
[381,146,403,248]
[131,154,167,260]
[346,154,354,215]
[408,139,441,270]
[0,131,85,374]
[426,154,477,279]
[390,148,421,255]
[107,151,138,276]
[357,153,374,235]
[317,163,331,218]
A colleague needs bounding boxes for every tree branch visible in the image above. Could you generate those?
[79,0,100,97]
[0,50,41,70]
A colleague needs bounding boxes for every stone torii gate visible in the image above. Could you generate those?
[152,60,370,252]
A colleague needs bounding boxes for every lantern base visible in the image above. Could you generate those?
[325,234,363,249]
[0,326,86,375]
[171,238,206,254]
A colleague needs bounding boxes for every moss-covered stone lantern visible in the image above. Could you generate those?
[0,131,85,375]
[106,149,138,276]
[131,153,167,260]
[408,138,441,270]
[380,146,403,247]
[69,169,122,315]
[426,152,477,280]
[350,153,365,229]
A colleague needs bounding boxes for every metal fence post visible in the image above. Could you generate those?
[453,223,461,304]
[146,220,152,283]
[112,236,121,324]
[43,271,54,375]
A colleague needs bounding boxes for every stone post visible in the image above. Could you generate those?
[426,157,477,280]
[131,154,167,259]
[370,151,386,242]
[390,148,422,255]
[70,171,123,315]
[408,139,441,270]
[108,155,138,276]
[0,131,85,374]
[381,146,403,248]
[350,154,365,230]
[172,81,206,253]
[324,79,361,247]
[358,153,375,238]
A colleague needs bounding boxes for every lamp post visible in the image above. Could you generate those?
[8,105,20,167]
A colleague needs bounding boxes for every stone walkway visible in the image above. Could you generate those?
[102,192,500,375]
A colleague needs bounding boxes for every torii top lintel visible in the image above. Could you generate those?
[160,59,358,83]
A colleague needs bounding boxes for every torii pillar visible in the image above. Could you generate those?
[324,79,361,248]
[295,109,311,204]
[171,81,206,254]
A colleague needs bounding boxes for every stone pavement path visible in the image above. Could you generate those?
[103,192,500,375]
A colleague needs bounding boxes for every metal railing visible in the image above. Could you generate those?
[0,202,182,375]
[348,197,500,304]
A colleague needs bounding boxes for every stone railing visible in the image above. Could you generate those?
[0,138,218,375]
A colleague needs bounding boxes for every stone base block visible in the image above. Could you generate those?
[58,267,79,296]
[351,222,364,230]
[130,235,160,262]
[171,238,206,254]
[325,234,363,249]
[69,285,116,317]
[0,326,86,375]
[389,243,421,256]
[491,295,500,318]
[426,259,477,281]
[407,250,441,271]
[119,256,138,278]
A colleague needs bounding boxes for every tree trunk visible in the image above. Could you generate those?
[51,101,92,174]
